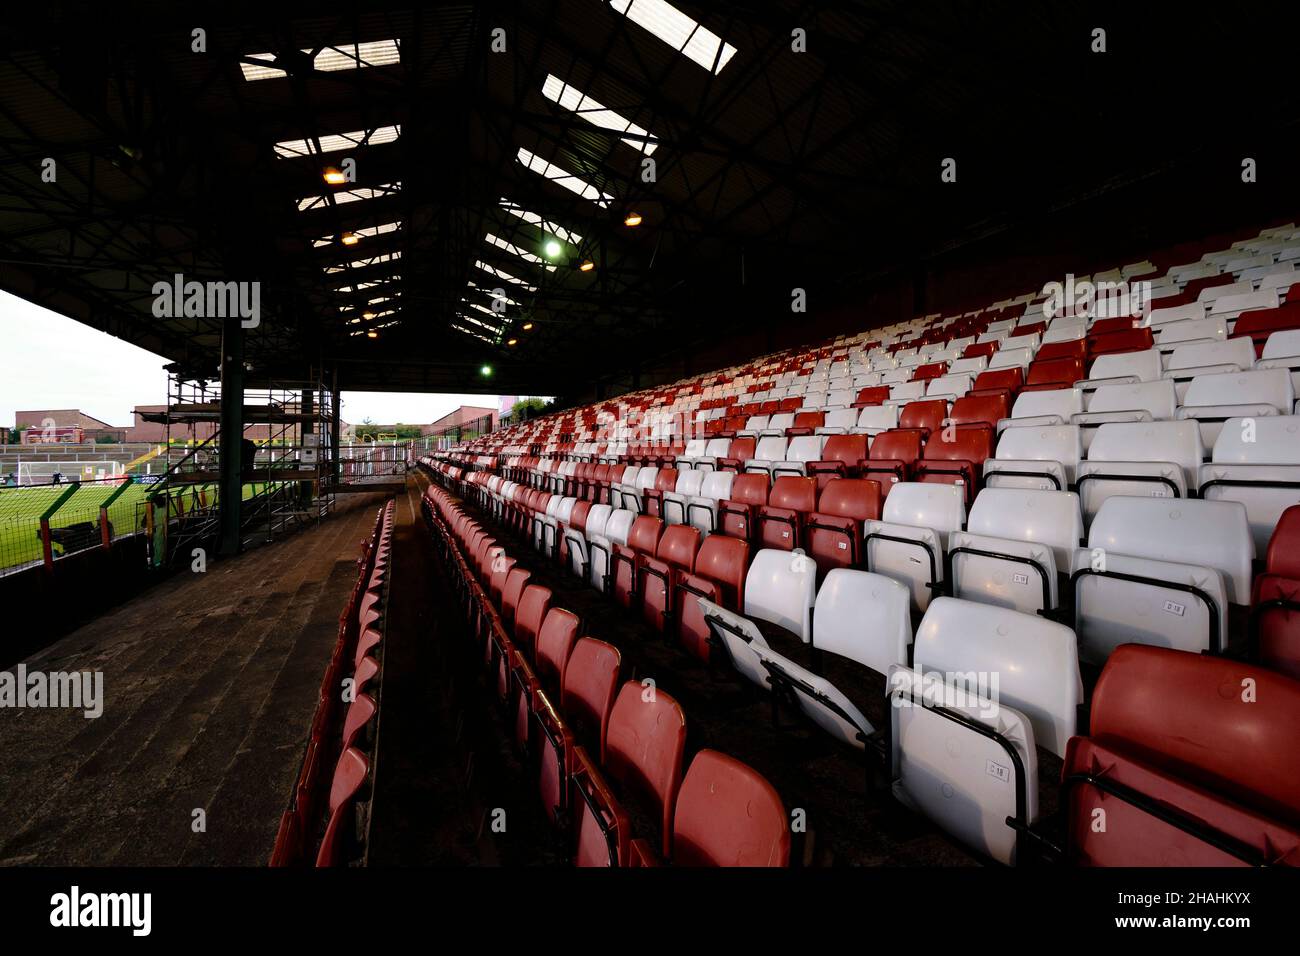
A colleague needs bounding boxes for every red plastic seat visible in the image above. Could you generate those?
[341,692,377,750]
[571,746,633,867]
[535,607,581,691]
[860,428,923,491]
[637,524,701,631]
[852,386,890,407]
[315,747,370,867]
[605,681,687,857]
[963,342,997,360]
[1232,302,1300,358]
[911,361,948,381]
[719,436,756,471]
[561,637,622,760]
[514,584,553,655]
[643,468,679,519]
[501,567,532,630]
[806,433,868,489]
[1025,356,1085,389]
[806,478,882,574]
[787,410,825,436]
[718,473,769,540]
[947,393,1009,433]
[757,475,817,551]
[611,515,663,609]
[1062,645,1300,866]
[676,534,750,661]
[1035,339,1087,362]
[672,750,790,867]
[968,366,1023,400]
[1252,505,1300,680]
[899,399,947,438]
[1087,316,1141,337]
[914,428,992,504]
[1088,327,1154,357]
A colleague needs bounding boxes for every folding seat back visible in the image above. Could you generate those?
[677,534,750,661]
[856,404,900,434]
[514,584,553,654]
[913,597,1081,757]
[865,482,965,611]
[989,347,1033,371]
[854,385,891,406]
[969,366,1024,398]
[571,747,632,867]
[821,407,859,431]
[1025,356,1085,389]
[662,469,705,525]
[863,428,923,488]
[501,567,533,630]
[948,393,1009,432]
[719,473,769,539]
[985,424,1081,490]
[750,436,789,469]
[613,515,664,607]
[1178,368,1295,447]
[1073,497,1252,662]
[744,548,817,641]
[1254,505,1300,680]
[535,607,580,691]
[1077,420,1204,520]
[899,399,947,436]
[672,750,790,867]
[950,488,1082,614]
[605,681,687,856]
[589,509,636,593]
[639,524,702,629]
[812,568,912,675]
[774,435,826,478]
[1008,385,1084,427]
[1200,415,1300,552]
[757,475,817,550]
[316,747,370,867]
[1088,327,1154,357]
[791,410,825,434]
[806,477,882,572]
[722,436,756,469]
[1077,381,1177,452]
[1233,302,1300,356]
[911,361,948,381]
[1064,645,1300,866]
[889,642,1041,866]
[561,638,622,760]
[687,470,736,536]
[808,433,868,488]
[916,428,993,503]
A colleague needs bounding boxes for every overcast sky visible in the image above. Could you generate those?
[0,290,518,428]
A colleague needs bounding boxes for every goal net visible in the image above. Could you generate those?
[15,460,125,486]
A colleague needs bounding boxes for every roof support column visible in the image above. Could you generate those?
[218,315,245,557]
[330,370,341,487]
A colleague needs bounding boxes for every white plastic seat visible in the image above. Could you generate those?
[988,347,1033,370]
[687,470,735,535]
[1198,415,1300,552]
[1155,316,1227,354]
[564,503,612,578]
[1076,420,1204,521]
[1072,496,1254,661]
[856,405,899,434]
[810,569,913,676]
[773,435,826,478]
[1163,338,1256,400]
[984,424,1081,491]
[820,407,858,432]
[1076,348,1162,393]
[947,488,1083,614]
[745,435,789,477]
[762,412,795,436]
[1209,289,1278,319]
[662,470,705,525]
[1177,368,1295,447]
[696,598,772,688]
[912,597,1081,758]
[1002,388,1084,429]
[1072,380,1177,450]
[888,381,927,402]
[863,482,965,612]
[756,643,876,750]
[743,548,817,641]
[588,509,636,593]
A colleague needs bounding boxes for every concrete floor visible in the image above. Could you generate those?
[0,490,389,866]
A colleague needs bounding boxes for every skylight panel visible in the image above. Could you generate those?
[499,199,584,244]
[467,280,521,307]
[313,40,401,72]
[241,40,400,81]
[334,276,400,293]
[485,233,558,271]
[274,126,400,158]
[608,0,737,73]
[515,148,612,208]
[475,260,538,292]
[313,221,402,247]
[297,183,401,212]
[541,75,657,155]
[451,321,499,344]
[324,251,401,274]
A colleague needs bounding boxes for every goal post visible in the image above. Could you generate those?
[15,460,125,486]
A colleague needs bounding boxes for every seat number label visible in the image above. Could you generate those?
[1012,572,1029,585]
[837,542,847,550]
[986,760,1010,783]
[1163,600,1186,616]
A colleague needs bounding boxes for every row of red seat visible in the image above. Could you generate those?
[422,481,791,866]
[271,501,393,867]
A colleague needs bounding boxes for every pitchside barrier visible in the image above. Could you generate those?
[0,475,144,575]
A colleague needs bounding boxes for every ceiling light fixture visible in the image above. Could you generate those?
[624,211,642,227]
[323,167,347,185]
